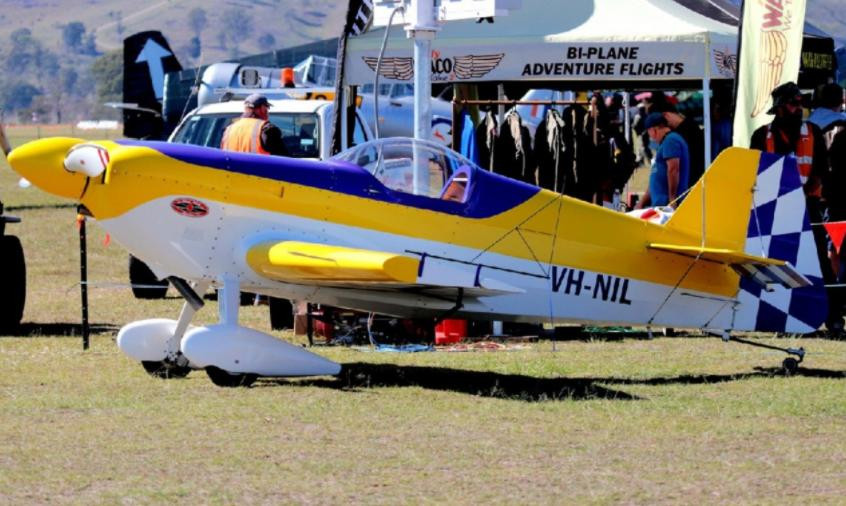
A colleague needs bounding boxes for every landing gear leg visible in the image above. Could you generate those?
[203,276,257,387]
[141,279,209,379]
[720,331,805,375]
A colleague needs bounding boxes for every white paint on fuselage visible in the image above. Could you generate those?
[99,196,743,330]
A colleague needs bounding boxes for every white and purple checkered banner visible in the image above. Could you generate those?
[735,153,827,333]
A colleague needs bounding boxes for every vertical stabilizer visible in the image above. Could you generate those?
[664,148,826,333]
[733,153,827,333]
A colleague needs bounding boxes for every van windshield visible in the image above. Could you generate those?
[171,112,320,158]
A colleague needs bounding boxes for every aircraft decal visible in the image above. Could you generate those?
[135,38,174,101]
[736,153,827,332]
[551,266,632,305]
[362,53,505,81]
[171,198,209,218]
[117,140,540,219]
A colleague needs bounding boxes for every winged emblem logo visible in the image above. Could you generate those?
[751,30,788,117]
[362,53,505,81]
[712,49,737,78]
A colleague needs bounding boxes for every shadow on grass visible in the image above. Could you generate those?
[263,362,641,402]
[753,366,846,379]
[260,362,846,401]
[3,322,120,338]
[5,203,77,211]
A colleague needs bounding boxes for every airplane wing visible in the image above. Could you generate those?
[247,241,419,284]
[647,243,810,290]
[246,241,525,295]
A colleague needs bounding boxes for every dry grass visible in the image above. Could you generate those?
[1,128,846,504]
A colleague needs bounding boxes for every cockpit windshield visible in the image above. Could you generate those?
[332,138,480,203]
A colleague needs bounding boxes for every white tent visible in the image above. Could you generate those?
[343,0,738,87]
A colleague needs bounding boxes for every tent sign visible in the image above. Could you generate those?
[349,41,707,84]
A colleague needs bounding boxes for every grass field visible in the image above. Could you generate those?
[1,126,846,504]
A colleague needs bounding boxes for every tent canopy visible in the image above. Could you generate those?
[344,0,739,86]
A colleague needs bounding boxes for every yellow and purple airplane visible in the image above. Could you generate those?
[7,136,826,385]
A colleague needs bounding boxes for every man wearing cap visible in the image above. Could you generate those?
[750,82,827,199]
[220,93,289,156]
[635,112,690,209]
[751,81,842,333]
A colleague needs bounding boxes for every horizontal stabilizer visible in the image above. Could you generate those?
[648,243,810,290]
[247,241,419,284]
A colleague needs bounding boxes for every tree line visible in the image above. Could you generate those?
[0,7,283,125]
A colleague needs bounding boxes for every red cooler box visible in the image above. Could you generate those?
[435,319,467,345]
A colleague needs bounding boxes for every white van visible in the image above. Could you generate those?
[168,97,373,160]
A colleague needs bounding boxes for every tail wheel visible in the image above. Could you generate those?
[141,360,191,378]
[206,366,257,387]
[269,297,294,330]
[128,255,169,299]
[0,235,26,331]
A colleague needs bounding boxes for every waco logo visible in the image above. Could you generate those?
[362,53,504,82]
[170,198,209,218]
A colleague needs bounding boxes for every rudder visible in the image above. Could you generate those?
[734,152,827,333]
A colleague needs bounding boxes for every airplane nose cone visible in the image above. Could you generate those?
[7,137,90,200]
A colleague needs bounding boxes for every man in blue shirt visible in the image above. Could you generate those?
[636,112,690,208]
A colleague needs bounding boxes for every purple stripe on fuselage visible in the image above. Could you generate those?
[117,140,540,219]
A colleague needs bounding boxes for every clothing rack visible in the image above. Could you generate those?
[451,99,591,148]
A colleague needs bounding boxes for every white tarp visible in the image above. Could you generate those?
[344,0,739,85]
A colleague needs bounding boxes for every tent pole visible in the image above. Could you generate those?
[702,40,713,248]
[407,0,437,196]
[703,80,712,168]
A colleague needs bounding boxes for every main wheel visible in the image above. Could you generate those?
[0,235,26,331]
[141,360,191,378]
[782,357,799,376]
[269,297,294,330]
[206,366,257,387]
[129,255,169,299]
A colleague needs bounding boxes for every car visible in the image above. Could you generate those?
[168,97,373,160]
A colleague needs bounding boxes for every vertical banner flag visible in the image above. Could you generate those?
[733,0,807,147]
[331,0,374,155]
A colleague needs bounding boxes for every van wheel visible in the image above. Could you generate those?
[0,235,26,330]
[129,255,169,299]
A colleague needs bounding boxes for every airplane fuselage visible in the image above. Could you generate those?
[72,140,748,329]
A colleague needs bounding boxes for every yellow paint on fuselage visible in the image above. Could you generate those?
[19,140,755,297]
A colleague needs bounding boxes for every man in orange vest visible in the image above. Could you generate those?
[750,82,827,199]
[221,93,289,156]
[750,82,842,333]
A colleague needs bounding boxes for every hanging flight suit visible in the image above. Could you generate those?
[534,109,567,193]
[495,110,536,184]
[475,110,498,171]
[562,104,593,201]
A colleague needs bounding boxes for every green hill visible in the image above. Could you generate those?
[0,0,346,66]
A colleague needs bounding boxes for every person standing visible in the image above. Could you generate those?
[808,83,846,138]
[636,112,690,209]
[750,81,842,333]
[220,93,289,156]
[653,103,705,186]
